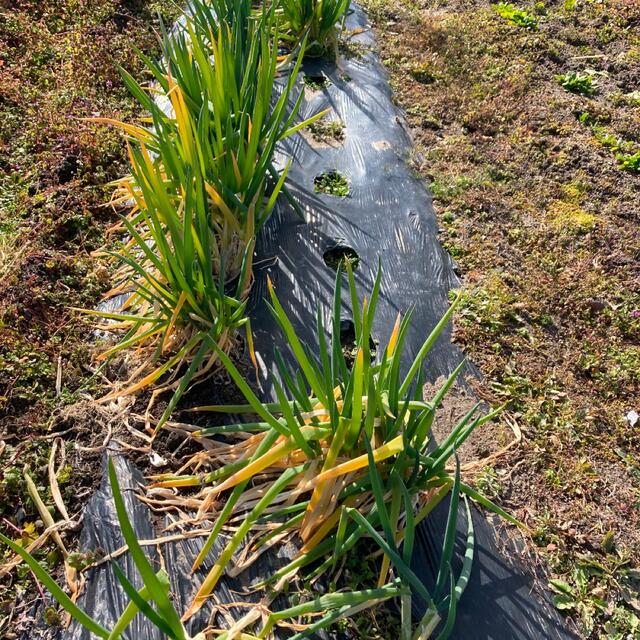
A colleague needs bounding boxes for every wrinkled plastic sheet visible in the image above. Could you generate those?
[66,5,577,639]
[67,456,306,640]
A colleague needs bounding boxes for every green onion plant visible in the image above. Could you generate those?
[278,0,351,58]
[24,0,525,636]
[151,264,518,636]
[85,0,325,419]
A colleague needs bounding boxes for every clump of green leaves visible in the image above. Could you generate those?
[303,72,331,90]
[279,0,351,58]
[86,0,325,423]
[492,3,538,30]
[578,118,639,172]
[617,151,640,173]
[154,263,516,636]
[550,566,606,637]
[308,117,346,143]
[557,72,596,96]
[314,170,350,196]
[475,466,502,499]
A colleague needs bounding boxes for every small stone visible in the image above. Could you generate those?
[149,452,168,468]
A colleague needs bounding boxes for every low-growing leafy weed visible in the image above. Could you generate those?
[314,170,350,196]
[557,72,595,96]
[617,151,640,173]
[303,73,331,90]
[493,3,538,30]
[308,117,346,143]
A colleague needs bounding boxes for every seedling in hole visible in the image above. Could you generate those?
[323,245,359,272]
[304,73,330,90]
[309,118,346,143]
[314,170,349,196]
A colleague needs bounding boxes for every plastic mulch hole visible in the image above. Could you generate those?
[308,117,346,145]
[303,73,330,90]
[314,170,349,196]
[323,245,360,272]
[340,319,377,367]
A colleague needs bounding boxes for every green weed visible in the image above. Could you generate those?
[308,117,346,143]
[314,170,350,196]
[303,73,331,90]
[475,466,502,499]
[493,3,538,30]
[550,566,606,637]
[547,200,598,234]
[617,151,640,173]
[557,72,595,96]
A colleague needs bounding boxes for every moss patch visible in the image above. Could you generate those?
[547,201,598,233]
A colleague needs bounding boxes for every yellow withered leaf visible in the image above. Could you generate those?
[88,117,154,143]
[387,312,402,356]
[313,435,405,485]
[205,436,300,496]
[162,291,187,353]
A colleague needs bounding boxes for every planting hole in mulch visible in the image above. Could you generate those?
[340,319,377,367]
[303,72,330,90]
[314,170,349,196]
[323,244,360,272]
[307,117,346,145]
